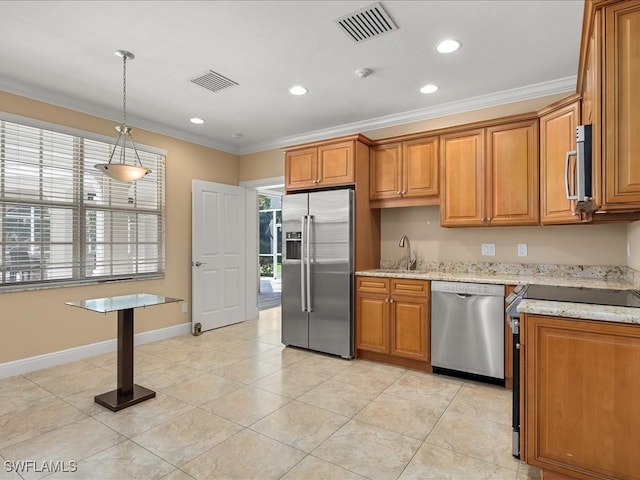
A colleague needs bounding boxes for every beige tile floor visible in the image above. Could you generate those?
[0,307,541,480]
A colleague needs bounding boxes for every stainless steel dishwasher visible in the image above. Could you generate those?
[431,281,505,381]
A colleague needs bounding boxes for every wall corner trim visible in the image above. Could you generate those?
[0,322,192,379]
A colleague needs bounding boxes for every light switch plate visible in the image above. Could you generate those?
[517,243,528,257]
[181,303,189,313]
[481,243,496,256]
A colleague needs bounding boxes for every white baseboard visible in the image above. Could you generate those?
[0,322,192,379]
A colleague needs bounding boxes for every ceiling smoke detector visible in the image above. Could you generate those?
[355,68,372,79]
[336,2,398,43]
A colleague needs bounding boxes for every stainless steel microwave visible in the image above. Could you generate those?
[565,124,593,213]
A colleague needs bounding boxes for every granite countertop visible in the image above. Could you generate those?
[356,268,636,290]
[516,298,640,325]
[356,264,640,325]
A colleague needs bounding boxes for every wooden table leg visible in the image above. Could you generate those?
[94,308,155,412]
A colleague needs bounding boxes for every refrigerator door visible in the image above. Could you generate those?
[307,189,354,357]
[281,192,309,348]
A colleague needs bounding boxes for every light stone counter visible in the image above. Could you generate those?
[356,269,635,290]
[516,299,640,325]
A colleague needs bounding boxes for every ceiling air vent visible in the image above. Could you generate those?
[335,2,398,43]
[190,70,238,93]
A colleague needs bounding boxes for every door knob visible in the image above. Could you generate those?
[193,261,206,267]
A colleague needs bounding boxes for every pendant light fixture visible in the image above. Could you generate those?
[94,50,151,182]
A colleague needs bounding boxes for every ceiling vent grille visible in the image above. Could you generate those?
[335,2,398,43]
[190,70,238,93]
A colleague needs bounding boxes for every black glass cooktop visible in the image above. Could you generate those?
[524,284,640,308]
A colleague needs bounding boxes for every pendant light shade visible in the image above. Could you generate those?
[95,50,151,182]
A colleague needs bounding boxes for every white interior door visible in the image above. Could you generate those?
[192,179,246,332]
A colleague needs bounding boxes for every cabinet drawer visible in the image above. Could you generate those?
[390,279,429,297]
[356,277,390,294]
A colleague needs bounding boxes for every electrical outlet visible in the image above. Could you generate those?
[181,302,189,313]
[481,243,496,256]
[517,243,528,257]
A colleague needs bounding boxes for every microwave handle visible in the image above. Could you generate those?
[565,150,578,200]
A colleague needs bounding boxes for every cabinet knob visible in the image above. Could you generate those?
[401,191,406,195]
[385,297,389,303]
[389,297,394,303]
[396,191,401,195]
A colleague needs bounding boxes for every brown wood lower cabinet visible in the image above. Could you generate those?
[356,276,430,371]
[522,314,640,480]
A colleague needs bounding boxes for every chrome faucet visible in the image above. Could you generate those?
[398,235,417,270]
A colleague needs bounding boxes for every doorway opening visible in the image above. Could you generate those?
[258,186,283,310]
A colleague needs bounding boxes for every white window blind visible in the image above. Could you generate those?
[0,119,165,290]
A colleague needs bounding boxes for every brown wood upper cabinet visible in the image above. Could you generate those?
[539,95,591,225]
[578,0,640,212]
[440,118,539,227]
[369,136,439,208]
[285,136,369,191]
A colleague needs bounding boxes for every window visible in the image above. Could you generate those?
[0,118,165,290]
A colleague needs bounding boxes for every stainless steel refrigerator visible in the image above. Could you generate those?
[281,188,354,358]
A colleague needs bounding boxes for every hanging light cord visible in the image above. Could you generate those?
[107,51,145,169]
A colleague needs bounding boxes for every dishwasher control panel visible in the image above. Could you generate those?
[431,280,504,296]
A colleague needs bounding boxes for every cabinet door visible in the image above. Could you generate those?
[285,148,317,191]
[317,141,354,187]
[540,101,589,225]
[603,1,640,210]
[390,279,429,361]
[525,314,640,479]
[403,136,439,199]
[486,120,539,226]
[440,129,485,226]
[356,292,389,354]
[370,143,402,200]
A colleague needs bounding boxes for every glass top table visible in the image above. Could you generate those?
[66,293,182,412]
[66,293,182,314]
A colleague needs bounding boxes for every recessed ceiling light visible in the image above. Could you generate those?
[420,84,439,94]
[190,117,205,124]
[436,39,461,54]
[289,85,308,96]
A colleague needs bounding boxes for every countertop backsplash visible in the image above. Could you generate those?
[376,259,638,287]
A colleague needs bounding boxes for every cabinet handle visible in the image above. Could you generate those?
[389,297,394,303]
[385,297,389,303]
[396,191,401,195]
[315,179,321,184]
[486,217,491,221]
[401,190,406,195]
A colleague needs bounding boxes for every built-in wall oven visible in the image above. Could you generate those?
[505,284,640,459]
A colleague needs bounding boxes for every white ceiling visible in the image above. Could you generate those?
[0,1,584,156]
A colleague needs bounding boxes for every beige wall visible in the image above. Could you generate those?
[0,91,240,363]
[381,206,628,266]
[238,148,284,182]
[627,221,640,271]
[363,94,568,140]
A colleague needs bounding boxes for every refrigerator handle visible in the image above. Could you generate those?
[300,215,307,312]
[306,214,313,312]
